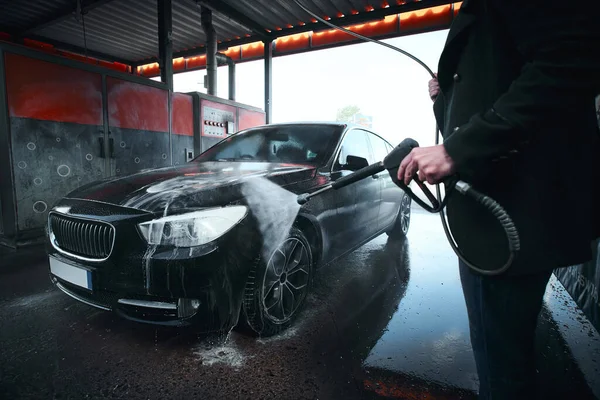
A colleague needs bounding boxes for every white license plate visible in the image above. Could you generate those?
[49,257,92,290]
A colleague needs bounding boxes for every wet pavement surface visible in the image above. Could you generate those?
[1,207,599,399]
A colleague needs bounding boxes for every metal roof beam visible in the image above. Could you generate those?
[26,34,136,66]
[13,0,118,35]
[194,0,270,39]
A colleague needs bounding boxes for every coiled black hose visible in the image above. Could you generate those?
[292,0,520,274]
[445,182,520,275]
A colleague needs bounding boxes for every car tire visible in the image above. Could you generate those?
[387,193,411,238]
[240,226,314,337]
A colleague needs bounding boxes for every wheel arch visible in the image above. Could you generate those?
[294,212,323,267]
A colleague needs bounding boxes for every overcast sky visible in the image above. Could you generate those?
[168,29,449,147]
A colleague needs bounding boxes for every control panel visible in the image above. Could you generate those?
[202,106,235,137]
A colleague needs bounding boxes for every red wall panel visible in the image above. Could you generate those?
[4,53,102,125]
[107,77,169,132]
[172,93,193,136]
[238,108,266,132]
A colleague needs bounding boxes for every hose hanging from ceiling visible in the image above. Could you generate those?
[291,0,436,78]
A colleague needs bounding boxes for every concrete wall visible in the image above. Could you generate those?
[3,53,177,235]
[5,53,106,233]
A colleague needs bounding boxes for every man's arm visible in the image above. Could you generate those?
[442,0,600,179]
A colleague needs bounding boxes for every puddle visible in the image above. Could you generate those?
[192,334,251,369]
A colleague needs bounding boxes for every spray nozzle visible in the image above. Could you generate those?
[297,193,310,205]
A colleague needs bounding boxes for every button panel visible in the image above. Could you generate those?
[202,106,235,137]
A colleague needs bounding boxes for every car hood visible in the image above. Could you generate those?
[64,161,317,215]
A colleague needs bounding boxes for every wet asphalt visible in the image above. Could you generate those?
[1,207,599,400]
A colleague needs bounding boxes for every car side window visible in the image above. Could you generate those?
[368,133,390,162]
[334,129,372,170]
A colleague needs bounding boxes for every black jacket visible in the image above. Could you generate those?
[433,0,600,275]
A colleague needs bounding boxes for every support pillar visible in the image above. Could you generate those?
[264,40,273,124]
[201,7,217,96]
[158,0,173,91]
[0,49,16,239]
[158,0,173,165]
[216,53,236,101]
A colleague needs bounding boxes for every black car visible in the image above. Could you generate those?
[46,122,412,336]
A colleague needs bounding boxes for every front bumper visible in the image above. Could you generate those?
[46,200,259,331]
[50,269,221,329]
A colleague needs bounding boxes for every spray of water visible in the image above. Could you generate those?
[129,172,302,337]
[241,176,301,261]
[131,174,245,294]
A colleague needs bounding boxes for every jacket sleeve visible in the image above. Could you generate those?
[442,0,600,178]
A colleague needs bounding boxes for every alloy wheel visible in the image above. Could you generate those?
[261,237,310,324]
[400,194,411,234]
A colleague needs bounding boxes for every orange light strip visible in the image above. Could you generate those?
[136,3,461,77]
[453,1,462,16]
[312,14,397,47]
[173,57,186,72]
[399,4,453,32]
[273,32,310,53]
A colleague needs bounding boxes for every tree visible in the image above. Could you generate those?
[336,105,360,123]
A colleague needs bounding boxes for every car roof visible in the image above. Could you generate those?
[251,121,379,134]
[240,121,391,145]
[257,121,347,128]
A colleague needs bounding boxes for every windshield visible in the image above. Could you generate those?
[194,124,342,165]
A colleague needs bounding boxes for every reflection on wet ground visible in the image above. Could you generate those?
[0,208,598,399]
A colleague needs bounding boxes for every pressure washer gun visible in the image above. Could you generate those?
[296,138,521,275]
[298,138,442,211]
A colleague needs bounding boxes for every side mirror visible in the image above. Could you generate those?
[344,155,369,171]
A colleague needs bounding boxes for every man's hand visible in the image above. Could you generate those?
[429,73,439,101]
[397,145,456,185]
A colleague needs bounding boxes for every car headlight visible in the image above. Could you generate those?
[137,206,248,247]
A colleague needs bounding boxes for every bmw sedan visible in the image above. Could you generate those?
[46,122,412,336]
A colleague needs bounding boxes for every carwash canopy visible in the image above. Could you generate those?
[0,0,461,122]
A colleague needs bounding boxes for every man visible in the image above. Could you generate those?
[397,0,600,398]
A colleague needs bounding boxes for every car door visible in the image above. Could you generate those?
[368,133,401,232]
[330,129,380,251]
